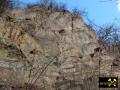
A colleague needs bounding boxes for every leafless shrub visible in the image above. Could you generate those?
[72,8,87,17]
[29,0,68,12]
[0,0,14,14]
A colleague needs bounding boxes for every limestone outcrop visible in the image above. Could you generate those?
[0,9,118,90]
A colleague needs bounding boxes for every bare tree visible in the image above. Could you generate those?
[97,24,120,45]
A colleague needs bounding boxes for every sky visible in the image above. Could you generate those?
[19,0,120,27]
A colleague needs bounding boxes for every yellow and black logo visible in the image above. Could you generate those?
[99,77,118,88]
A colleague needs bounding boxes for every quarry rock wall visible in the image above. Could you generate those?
[0,9,117,90]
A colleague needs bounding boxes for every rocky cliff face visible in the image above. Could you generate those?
[0,9,118,90]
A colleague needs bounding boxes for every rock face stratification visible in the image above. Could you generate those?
[0,9,116,90]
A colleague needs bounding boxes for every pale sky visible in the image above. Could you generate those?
[117,0,120,11]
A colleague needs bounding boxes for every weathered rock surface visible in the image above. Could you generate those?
[0,9,118,90]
